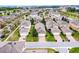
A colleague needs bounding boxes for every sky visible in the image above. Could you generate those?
[0,0,79,6]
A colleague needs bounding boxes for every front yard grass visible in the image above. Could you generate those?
[71,29,79,41]
[1,28,10,41]
[26,25,38,42]
[69,27,79,41]
[45,31,56,42]
[69,47,79,53]
[7,28,20,41]
[47,48,59,53]
[60,32,67,41]
[60,11,78,20]
[72,32,79,41]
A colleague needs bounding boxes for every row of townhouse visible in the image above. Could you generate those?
[69,19,79,32]
[45,11,76,42]
[35,22,46,42]
[19,20,31,41]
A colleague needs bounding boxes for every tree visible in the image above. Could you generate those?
[31,19,34,25]
[41,17,46,25]
[67,7,76,12]
[32,26,38,37]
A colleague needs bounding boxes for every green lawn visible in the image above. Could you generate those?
[1,34,9,41]
[26,25,38,42]
[45,31,56,42]
[0,13,10,16]
[7,28,20,41]
[1,28,10,41]
[0,14,3,16]
[1,22,20,41]
[72,30,79,41]
[69,27,79,41]
[47,48,59,53]
[60,32,67,41]
[60,11,78,20]
[69,47,79,53]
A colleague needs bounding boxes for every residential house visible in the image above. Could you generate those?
[69,20,79,32]
[35,22,46,42]
[61,26,76,42]
[51,26,62,42]
[19,20,31,40]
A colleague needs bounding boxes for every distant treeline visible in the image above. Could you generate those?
[0,7,19,11]
[67,7,79,12]
[27,6,60,9]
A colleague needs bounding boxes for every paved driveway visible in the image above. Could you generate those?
[54,35,62,42]
[66,35,76,42]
